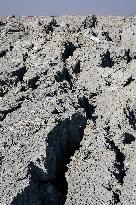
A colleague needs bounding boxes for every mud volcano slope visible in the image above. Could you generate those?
[0,15,136,205]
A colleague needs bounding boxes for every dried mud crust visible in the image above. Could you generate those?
[0,15,136,205]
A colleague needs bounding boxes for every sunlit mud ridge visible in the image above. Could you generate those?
[0,15,136,205]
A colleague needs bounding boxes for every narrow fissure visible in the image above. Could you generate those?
[45,113,87,204]
[112,190,121,205]
[123,76,135,87]
[0,103,22,121]
[104,126,127,204]
[106,138,126,185]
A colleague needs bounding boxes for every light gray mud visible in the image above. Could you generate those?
[0,15,136,205]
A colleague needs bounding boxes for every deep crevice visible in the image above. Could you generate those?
[106,138,126,185]
[10,93,97,205]
[10,113,88,205]
[45,113,87,204]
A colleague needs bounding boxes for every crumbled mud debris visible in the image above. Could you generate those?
[0,15,136,205]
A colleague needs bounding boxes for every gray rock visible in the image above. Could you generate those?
[0,15,136,205]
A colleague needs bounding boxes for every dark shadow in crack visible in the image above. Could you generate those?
[0,49,7,58]
[123,76,135,87]
[106,138,126,185]
[123,132,135,145]
[124,49,132,64]
[10,113,87,205]
[11,162,64,205]
[124,107,136,130]
[45,113,87,204]
[11,66,27,84]
[55,67,73,89]
[0,103,22,121]
[100,49,114,68]
[11,162,48,205]
[62,41,76,61]
[78,96,98,123]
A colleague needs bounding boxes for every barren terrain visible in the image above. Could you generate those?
[0,15,136,205]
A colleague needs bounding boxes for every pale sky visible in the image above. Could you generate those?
[0,0,136,16]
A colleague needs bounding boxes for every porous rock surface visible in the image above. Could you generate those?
[0,15,136,205]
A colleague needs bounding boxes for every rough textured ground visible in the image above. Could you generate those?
[0,15,136,205]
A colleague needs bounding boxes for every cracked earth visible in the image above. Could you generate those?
[0,15,136,205]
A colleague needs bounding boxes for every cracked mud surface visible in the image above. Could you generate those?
[0,15,136,205]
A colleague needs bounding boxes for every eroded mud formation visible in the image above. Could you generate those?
[0,15,136,205]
